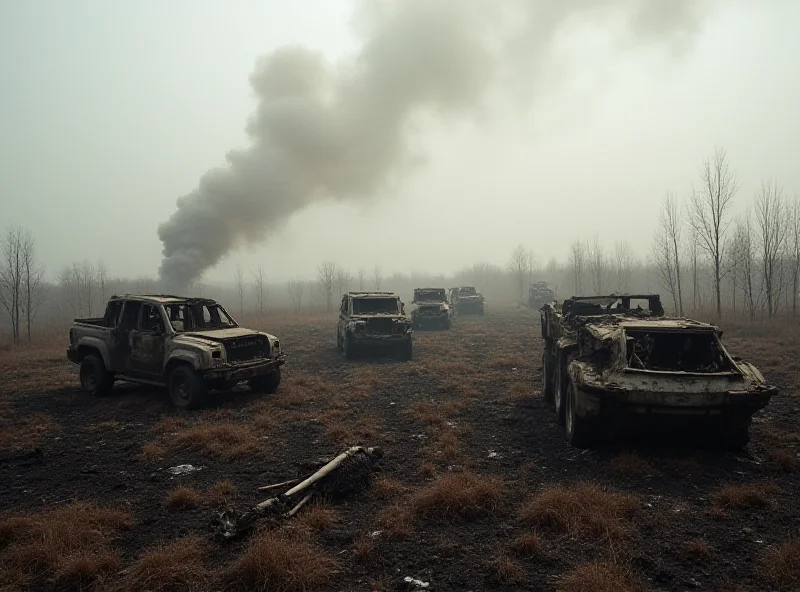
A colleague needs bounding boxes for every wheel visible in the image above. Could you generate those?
[565,376,597,448]
[541,350,554,403]
[553,359,566,425]
[399,339,413,361]
[721,426,751,452]
[344,332,357,361]
[249,367,281,394]
[336,329,343,351]
[168,365,208,410]
[79,353,114,396]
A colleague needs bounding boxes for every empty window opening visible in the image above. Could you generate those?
[625,331,733,373]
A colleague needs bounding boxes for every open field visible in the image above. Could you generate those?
[1,308,799,591]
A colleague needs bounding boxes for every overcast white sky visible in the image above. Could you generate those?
[2,0,799,283]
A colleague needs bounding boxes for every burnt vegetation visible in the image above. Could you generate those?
[0,307,798,590]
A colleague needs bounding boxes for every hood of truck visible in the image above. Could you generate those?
[349,314,409,322]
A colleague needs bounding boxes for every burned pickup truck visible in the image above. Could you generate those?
[337,292,413,360]
[541,294,776,449]
[449,286,485,316]
[528,281,555,309]
[68,295,285,410]
[411,288,452,330]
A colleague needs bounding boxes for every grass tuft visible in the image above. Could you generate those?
[560,560,639,592]
[711,483,778,509]
[166,487,202,510]
[120,536,209,592]
[763,540,800,589]
[411,472,503,522]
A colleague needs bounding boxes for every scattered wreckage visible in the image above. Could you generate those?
[212,446,383,540]
[337,291,413,360]
[540,294,777,449]
[449,286,485,316]
[411,288,452,330]
[528,281,555,309]
[68,295,285,409]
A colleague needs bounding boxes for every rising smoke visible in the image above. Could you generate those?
[157,0,709,290]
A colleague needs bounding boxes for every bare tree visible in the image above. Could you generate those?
[754,179,788,318]
[658,195,683,315]
[287,279,305,312]
[790,196,800,318]
[336,267,351,299]
[567,240,586,294]
[733,215,759,322]
[97,259,108,303]
[689,147,739,319]
[0,226,24,342]
[357,268,366,290]
[687,226,700,315]
[252,265,267,316]
[613,241,635,294]
[21,233,46,342]
[317,260,337,312]
[587,236,606,294]
[373,266,382,291]
[234,265,245,317]
[507,244,532,302]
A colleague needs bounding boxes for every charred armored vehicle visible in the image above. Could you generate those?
[411,288,452,330]
[541,294,776,449]
[337,292,413,360]
[449,286,485,316]
[68,295,285,410]
[528,281,555,309]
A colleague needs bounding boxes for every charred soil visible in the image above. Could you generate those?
[1,310,799,591]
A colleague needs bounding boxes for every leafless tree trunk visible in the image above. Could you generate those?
[21,233,46,342]
[252,266,267,316]
[0,226,24,342]
[790,196,800,318]
[357,268,366,291]
[97,260,108,303]
[687,227,700,316]
[287,280,305,312]
[652,207,680,314]
[660,195,684,315]
[754,179,788,318]
[567,240,586,294]
[336,268,351,299]
[317,260,337,312]
[507,244,532,302]
[689,147,739,320]
[373,266,382,291]
[733,215,758,322]
[587,236,605,294]
[613,241,635,293]
[233,265,245,317]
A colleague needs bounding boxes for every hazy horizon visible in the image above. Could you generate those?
[3,0,799,284]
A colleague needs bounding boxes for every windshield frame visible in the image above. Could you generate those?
[165,301,240,332]
[351,296,401,315]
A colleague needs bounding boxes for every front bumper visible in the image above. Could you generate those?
[413,313,449,324]
[203,355,285,382]
[352,333,411,347]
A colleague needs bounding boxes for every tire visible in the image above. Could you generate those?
[541,350,554,404]
[249,367,281,394]
[344,333,357,361]
[336,329,343,351]
[399,339,413,361]
[79,353,114,397]
[565,376,597,448]
[168,365,208,410]
[553,359,566,425]
[721,427,751,452]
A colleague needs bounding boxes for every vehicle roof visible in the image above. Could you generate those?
[586,317,718,338]
[415,287,446,291]
[570,293,660,301]
[110,294,218,305]
[347,291,399,298]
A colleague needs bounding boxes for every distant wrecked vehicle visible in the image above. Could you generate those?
[540,294,777,449]
[411,288,452,330]
[449,286,485,316]
[528,281,554,309]
[337,292,413,360]
[68,295,285,410]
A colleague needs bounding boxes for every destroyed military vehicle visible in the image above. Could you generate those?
[528,281,555,309]
[449,286,485,316]
[68,295,286,410]
[337,292,413,360]
[411,288,452,330]
[540,294,776,449]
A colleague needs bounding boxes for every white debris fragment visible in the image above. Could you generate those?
[167,464,203,475]
[404,576,430,588]
[370,530,382,538]
[487,450,500,459]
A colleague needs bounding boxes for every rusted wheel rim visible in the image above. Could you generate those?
[172,376,191,402]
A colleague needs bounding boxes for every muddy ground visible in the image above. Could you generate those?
[1,309,798,591]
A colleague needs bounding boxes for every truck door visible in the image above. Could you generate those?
[111,301,141,370]
[129,304,166,377]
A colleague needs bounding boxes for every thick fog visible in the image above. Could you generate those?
[2,0,800,285]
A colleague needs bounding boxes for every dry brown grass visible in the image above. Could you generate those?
[0,401,54,452]
[0,502,131,589]
[503,381,533,403]
[434,430,462,462]
[711,483,778,509]
[408,401,446,426]
[610,452,652,477]
[488,354,527,370]
[762,540,800,590]
[276,372,333,407]
[120,535,209,592]
[0,342,75,396]
[223,529,337,591]
[419,463,436,478]
[440,377,481,399]
[344,366,383,398]
[489,555,524,584]
[170,421,259,458]
[560,560,640,592]
[378,504,413,538]
[519,483,638,539]
[90,420,120,431]
[207,480,236,507]
[686,539,711,560]
[352,536,375,562]
[767,448,797,472]
[297,503,339,531]
[411,472,503,522]
[141,442,165,461]
[512,531,542,556]
[166,486,202,510]
[371,477,403,498]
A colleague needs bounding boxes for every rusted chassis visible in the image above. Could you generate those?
[541,346,775,449]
